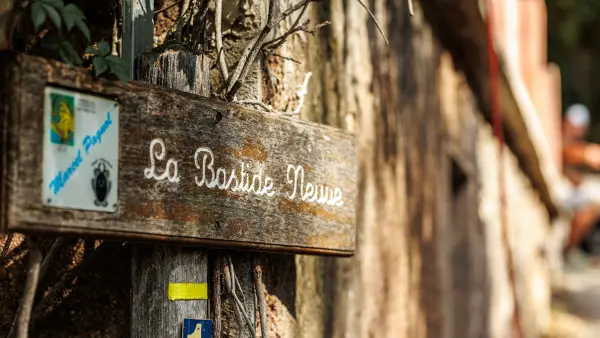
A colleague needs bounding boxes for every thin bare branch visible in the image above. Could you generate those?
[173,0,192,41]
[262,20,308,50]
[355,0,389,45]
[1,233,14,261]
[215,0,229,81]
[274,1,306,25]
[271,53,301,64]
[155,0,183,14]
[9,237,42,338]
[39,237,66,284]
[32,242,107,322]
[212,255,222,338]
[190,0,210,52]
[263,0,311,52]
[274,0,325,26]
[224,0,277,100]
[224,256,255,337]
[263,20,330,52]
[253,259,268,338]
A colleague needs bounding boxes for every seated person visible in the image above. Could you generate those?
[561,104,600,259]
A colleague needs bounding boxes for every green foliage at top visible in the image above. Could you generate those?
[31,0,90,67]
[28,0,128,84]
[85,41,130,84]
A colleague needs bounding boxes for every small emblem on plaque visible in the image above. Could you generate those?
[42,86,119,212]
[91,159,112,207]
[182,319,212,338]
[49,93,75,146]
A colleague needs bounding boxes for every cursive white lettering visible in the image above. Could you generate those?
[194,147,274,198]
[144,138,180,183]
[286,164,344,207]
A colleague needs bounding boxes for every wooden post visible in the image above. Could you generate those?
[131,47,212,337]
[122,0,154,77]
[123,0,210,335]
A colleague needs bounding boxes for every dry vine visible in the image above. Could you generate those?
[1,233,14,261]
[8,237,42,338]
[253,259,268,338]
[209,0,390,109]
[223,255,256,337]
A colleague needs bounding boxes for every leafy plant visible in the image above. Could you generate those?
[28,0,129,83]
[41,35,82,67]
[30,0,90,67]
[86,40,130,84]
[61,3,90,41]
[30,0,90,40]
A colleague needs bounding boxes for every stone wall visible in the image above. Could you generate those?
[477,119,552,338]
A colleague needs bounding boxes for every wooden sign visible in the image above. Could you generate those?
[0,52,356,256]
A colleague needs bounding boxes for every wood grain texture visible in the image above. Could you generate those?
[131,47,209,338]
[0,51,356,256]
[132,244,208,337]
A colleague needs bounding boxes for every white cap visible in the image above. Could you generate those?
[566,104,591,127]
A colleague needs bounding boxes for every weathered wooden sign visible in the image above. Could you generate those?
[0,52,356,256]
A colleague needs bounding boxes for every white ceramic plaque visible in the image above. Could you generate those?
[42,86,119,212]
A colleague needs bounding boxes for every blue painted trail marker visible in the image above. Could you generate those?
[182,319,212,338]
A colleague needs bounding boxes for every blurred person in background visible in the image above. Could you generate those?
[561,104,600,264]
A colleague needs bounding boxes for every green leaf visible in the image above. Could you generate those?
[42,0,64,9]
[75,19,90,41]
[31,2,46,30]
[43,4,61,29]
[84,45,99,55]
[105,55,121,63]
[106,56,129,72]
[107,58,130,84]
[59,47,74,67]
[62,41,82,65]
[97,40,110,57]
[111,67,130,84]
[61,4,85,31]
[93,56,109,77]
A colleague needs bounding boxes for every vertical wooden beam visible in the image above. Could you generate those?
[131,48,212,337]
[122,0,154,77]
[123,1,211,335]
[132,48,211,336]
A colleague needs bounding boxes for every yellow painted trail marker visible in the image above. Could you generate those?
[168,283,208,301]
